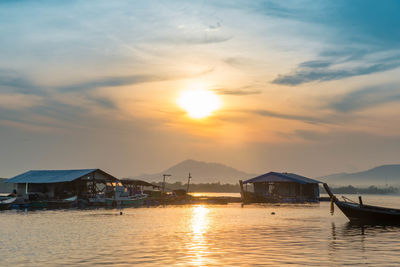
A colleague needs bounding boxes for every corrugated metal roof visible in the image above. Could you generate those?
[243,172,321,184]
[120,179,160,188]
[5,169,99,184]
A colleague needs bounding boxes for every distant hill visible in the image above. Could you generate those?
[131,159,256,184]
[0,178,13,193]
[319,164,400,186]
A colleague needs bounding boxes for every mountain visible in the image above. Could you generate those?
[319,164,400,186]
[131,159,256,184]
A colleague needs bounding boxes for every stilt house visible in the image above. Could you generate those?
[5,169,117,200]
[240,172,321,203]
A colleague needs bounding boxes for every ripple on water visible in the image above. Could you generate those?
[2,198,400,266]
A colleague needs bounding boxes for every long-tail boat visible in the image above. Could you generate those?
[323,183,400,224]
[0,197,16,210]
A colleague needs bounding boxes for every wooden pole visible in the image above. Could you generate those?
[186,173,191,193]
[323,183,337,201]
[162,174,171,205]
[92,173,96,197]
[162,174,171,194]
[162,175,165,194]
[113,181,117,209]
[239,180,245,201]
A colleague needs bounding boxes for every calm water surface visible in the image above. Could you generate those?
[1,194,400,266]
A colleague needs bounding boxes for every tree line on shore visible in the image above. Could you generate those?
[152,181,240,193]
[326,185,398,195]
[152,181,400,195]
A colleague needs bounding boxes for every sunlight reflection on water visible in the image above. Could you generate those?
[189,206,210,266]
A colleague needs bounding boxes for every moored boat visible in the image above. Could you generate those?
[47,196,78,209]
[105,194,147,207]
[87,184,148,207]
[0,197,16,210]
[323,183,400,224]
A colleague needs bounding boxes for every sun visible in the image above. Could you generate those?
[178,89,222,119]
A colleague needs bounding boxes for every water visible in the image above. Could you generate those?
[1,194,400,266]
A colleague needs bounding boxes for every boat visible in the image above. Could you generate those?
[105,194,147,207]
[87,195,107,206]
[9,194,77,210]
[87,184,148,207]
[323,183,400,224]
[0,197,16,210]
[47,196,78,209]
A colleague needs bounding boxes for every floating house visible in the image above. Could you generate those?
[120,179,160,192]
[6,169,118,202]
[239,172,321,203]
[120,179,160,197]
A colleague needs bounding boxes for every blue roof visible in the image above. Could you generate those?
[6,169,100,184]
[243,172,321,184]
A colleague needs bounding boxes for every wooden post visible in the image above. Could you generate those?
[162,174,171,205]
[358,196,363,206]
[92,173,96,197]
[115,181,117,201]
[186,173,191,194]
[162,174,171,194]
[239,180,245,201]
[323,183,336,201]
[25,182,29,200]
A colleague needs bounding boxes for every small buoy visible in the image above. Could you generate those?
[271,212,275,215]
[120,211,123,215]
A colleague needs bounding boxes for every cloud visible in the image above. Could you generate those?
[223,57,257,69]
[0,65,217,135]
[255,1,400,48]
[213,86,261,96]
[58,68,214,92]
[329,86,400,112]
[89,96,117,109]
[206,22,222,32]
[159,34,232,45]
[246,107,360,126]
[0,93,43,110]
[255,1,400,85]
[172,20,230,45]
[251,109,325,124]
[272,56,400,85]
[276,129,328,142]
[298,60,332,68]
[57,75,164,92]
[0,69,43,95]
[290,129,327,141]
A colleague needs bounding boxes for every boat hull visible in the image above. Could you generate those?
[0,197,16,210]
[336,201,400,224]
[10,201,47,210]
[46,201,76,209]
[105,198,145,207]
[10,196,76,210]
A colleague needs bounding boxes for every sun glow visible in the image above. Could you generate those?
[178,89,221,119]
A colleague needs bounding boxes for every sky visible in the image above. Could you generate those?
[1,0,400,179]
